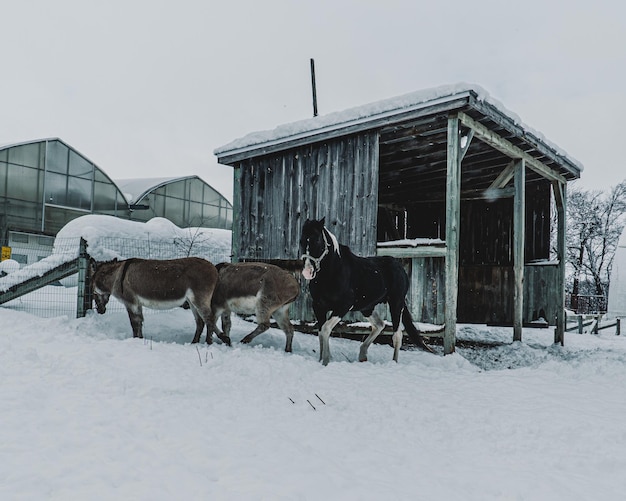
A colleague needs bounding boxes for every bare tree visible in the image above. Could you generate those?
[565,180,626,310]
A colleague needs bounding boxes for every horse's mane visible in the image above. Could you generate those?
[323,227,341,257]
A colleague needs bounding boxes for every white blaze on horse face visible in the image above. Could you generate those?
[302,257,316,280]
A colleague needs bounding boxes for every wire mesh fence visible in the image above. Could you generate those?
[0,236,232,318]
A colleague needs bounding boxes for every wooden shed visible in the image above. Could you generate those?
[214,84,582,354]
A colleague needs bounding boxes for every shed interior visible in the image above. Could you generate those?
[374,104,572,325]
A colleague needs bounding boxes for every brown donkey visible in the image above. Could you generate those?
[90,257,230,345]
[211,262,300,352]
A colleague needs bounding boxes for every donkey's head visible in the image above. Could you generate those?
[89,258,115,314]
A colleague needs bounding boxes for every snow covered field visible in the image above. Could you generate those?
[2,304,625,500]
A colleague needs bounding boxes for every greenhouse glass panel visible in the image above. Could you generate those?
[44,206,83,234]
[94,169,109,183]
[0,160,6,197]
[153,194,166,217]
[203,187,220,204]
[166,197,185,226]
[8,143,41,168]
[46,141,69,174]
[190,180,203,201]
[6,200,41,231]
[188,202,203,224]
[203,204,219,224]
[8,165,40,202]
[165,180,185,199]
[93,182,118,211]
[69,150,93,179]
[44,172,68,206]
[67,176,92,210]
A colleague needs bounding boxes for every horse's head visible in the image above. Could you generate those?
[300,218,339,280]
[89,259,115,314]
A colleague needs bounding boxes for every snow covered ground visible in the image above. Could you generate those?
[2,302,625,500]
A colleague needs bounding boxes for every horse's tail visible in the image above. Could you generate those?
[402,305,435,353]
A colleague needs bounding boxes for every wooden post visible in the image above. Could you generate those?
[578,315,583,334]
[310,58,318,117]
[76,238,91,318]
[444,115,461,355]
[232,166,242,262]
[553,181,567,345]
[617,318,621,335]
[513,159,525,342]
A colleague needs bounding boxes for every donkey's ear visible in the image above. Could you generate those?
[319,217,326,226]
[88,257,98,275]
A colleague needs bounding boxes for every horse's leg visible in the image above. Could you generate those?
[126,304,144,339]
[319,316,341,366]
[272,305,294,352]
[392,325,403,362]
[389,299,405,362]
[359,310,385,362]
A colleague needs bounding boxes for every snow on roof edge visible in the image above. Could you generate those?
[214,82,584,174]
[214,83,483,156]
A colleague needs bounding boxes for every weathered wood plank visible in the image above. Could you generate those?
[513,159,525,341]
[444,115,461,354]
[377,246,447,258]
[554,181,567,345]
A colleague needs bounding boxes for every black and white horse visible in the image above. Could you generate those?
[300,218,434,365]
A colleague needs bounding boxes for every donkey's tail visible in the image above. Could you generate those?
[402,306,435,354]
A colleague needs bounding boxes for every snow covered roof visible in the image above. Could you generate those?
[115,176,195,204]
[215,83,485,156]
[115,175,232,207]
[214,82,583,180]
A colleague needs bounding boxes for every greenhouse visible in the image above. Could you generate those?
[116,176,232,230]
[0,138,232,266]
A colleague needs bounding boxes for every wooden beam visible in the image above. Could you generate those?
[488,160,516,190]
[460,129,475,162]
[554,180,567,345]
[444,115,461,354]
[377,246,447,259]
[458,112,567,185]
[513,159,525,342]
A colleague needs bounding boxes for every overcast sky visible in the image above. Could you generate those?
[2,0,625,203]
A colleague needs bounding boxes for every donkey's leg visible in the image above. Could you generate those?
[189,306,207,344]
[126,304,144,339]
[191,298,230,346]
[319,316,341,366]
[240,303,272,345]
[272,305,294,352]
[221,311,232,339]
[359,311,385,362]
